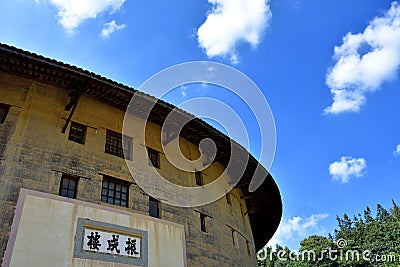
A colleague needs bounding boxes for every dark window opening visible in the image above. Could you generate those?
[0,104,10,124]
[68,122,87,144]
[200,213,207,232]
[101,176,129,207]
[147,148,160,168]
[59,174,79,199]
[232,229,236,246]
[226,193,232,205]
[195,171,203,186]
[149,197,160,218]
[105,130,132,160]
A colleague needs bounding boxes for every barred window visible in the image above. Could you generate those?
[105,130,132,160]
[149,197,160,218]
[101,176,129,207]
[0,103,10,124]
[68,122,86,144]
[147,148,160,168]
[59,174,79,199]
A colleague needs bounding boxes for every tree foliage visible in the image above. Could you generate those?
[258,200,400,266]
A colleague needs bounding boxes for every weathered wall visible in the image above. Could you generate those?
[5,189,185,267]
[0,71,258,266]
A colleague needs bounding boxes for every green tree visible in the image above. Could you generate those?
[299,235,336,267]
[259,200,400,267]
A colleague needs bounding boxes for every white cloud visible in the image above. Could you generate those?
[267,213,329,249]
[36,0,126,33]
[101,20,126,38]
[197,0,271,63]
[394,144,400,156]
[325,2,400,114]
[329,156,367,183]
[180,85,187,98]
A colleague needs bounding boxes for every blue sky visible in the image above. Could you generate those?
[1,0,400,250]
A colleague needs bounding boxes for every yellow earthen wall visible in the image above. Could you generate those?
[0,71,258,266]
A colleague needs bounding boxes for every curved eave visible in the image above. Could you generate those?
[237,170,282,250]
[0,43,282,250]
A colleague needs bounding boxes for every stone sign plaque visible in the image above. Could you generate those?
[74,218,148,266]
[83,228,142,257]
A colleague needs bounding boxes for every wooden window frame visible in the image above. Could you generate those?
[105,130,132,160]
[149,197,160,218]
[68,122,87,144]
[101,176,129,208]
[147,148,160,169]
[59,174,79,199]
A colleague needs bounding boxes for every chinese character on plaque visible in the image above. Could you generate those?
[83,228,141,258]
